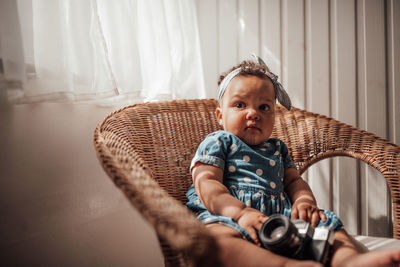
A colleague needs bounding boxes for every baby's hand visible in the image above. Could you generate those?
[291,199,327,227]
[235,207,269,246]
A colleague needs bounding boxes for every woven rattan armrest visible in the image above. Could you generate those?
[94,124,219,267]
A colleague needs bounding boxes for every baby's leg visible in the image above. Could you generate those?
[330,229,361,266]
[330,229,400,267]
[205,223,321,267]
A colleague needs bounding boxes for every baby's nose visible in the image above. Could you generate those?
[246,108,259,120]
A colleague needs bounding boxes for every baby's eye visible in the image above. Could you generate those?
[235,102,245,108]
[259,104,270,111]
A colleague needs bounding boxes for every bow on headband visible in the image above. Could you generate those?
[217,54,292,110]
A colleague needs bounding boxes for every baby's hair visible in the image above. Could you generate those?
[218,58,292,110]
[218,60,272,86]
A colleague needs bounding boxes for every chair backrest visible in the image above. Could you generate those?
[95,99,400,242]
[100,99,221,204]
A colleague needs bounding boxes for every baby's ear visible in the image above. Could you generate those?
[215,107,223,126]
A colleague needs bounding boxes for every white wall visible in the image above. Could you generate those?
[196,0,400,237]
[0,101,164,266]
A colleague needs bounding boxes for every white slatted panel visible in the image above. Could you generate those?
[195,0,399,237]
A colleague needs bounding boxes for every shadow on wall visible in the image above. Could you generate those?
[303,157,393,238]
[367,215,393,238]
[0,77,11,179]
[362,165,393,238]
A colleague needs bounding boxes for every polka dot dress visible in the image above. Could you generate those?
[186,130,343,243]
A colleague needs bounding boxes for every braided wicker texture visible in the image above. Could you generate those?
[94,99,400,266]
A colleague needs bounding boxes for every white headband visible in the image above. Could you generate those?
[217,54,292,110]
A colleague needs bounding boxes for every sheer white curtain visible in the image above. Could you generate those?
[0,0,206,103]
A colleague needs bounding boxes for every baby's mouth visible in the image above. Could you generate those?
[245,125,261,131]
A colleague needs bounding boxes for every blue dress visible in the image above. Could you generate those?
[186,130,342,243]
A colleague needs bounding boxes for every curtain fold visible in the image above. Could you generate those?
[0,0,206,103]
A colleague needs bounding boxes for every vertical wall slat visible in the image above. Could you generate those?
[281,0,288,88]
[357,0,390,237]
[219,0,239,74]
[237,0,260,60]
[387,0,400,146]
[386,0,400,235]
[306,0,330,117]
[331,0,359,235]
[195,0,219,99]
[306,0,332,212]
[286,0,306,109]
[260,0,281,76]
[357,0,368,236]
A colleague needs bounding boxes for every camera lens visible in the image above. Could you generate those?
[270,225,286,240]
[259,214,304,258]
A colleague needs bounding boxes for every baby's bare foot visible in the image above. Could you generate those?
[341,250,400,267]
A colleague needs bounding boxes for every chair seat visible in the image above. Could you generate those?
[354,235,400,251]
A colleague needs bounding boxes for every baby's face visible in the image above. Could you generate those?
[216,75,276,146]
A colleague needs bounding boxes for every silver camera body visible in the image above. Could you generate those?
[259,214,335,265]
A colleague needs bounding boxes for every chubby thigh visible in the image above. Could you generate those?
[203,223,303,267]
[206,223,244,239]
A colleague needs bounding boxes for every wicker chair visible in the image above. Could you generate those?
[93,99,400,267]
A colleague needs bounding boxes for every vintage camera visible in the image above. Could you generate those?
[259,214,334,265]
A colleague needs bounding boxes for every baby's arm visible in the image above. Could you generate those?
[283,167,326,226]
[192,163,268,245]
